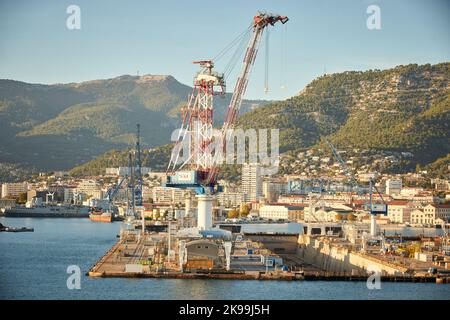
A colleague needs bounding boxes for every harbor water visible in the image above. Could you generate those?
[1,217,449,300]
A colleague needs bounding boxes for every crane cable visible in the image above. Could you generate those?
[264,28,269,94]
[212,25,252,64]
[223,29,251,80]
[280,23,287,90]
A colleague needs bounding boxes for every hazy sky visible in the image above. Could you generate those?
[1,0,449,100]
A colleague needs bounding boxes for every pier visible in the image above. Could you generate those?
[88,231,449,283]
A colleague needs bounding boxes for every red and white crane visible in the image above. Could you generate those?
[166,12,288,194]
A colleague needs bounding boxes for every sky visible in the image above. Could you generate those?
[0,0,449,100]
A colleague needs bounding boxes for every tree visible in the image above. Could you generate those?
[347,213,356,221]
[335,213,343,221]
[240,204,250,217]
[227,210,239,219]
[17,192,27,204]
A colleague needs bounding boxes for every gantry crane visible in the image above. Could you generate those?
[166,12,289,194]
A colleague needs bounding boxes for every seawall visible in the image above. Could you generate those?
[296,235,409,276]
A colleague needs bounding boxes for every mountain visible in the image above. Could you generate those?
[424,153,450,179]
[0,75,268,173]
[69,63,450,178]
[237,63,450,165]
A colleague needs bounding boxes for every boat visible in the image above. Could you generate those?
[0,223,34,232]
[89,207,113,223]
[3,204,90,218]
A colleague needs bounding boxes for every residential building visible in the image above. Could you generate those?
[387,200,412,223]
[242,163,262,202]
[216,191,244,208]
[431,178,450,191]
[278,194,308,205]
[105,167,152,176]
[152,186,185,204]
[75,179,103,199]
[259,204,303,221]
[1,182,28,198]
[410,209,435,225]
[424,204,450,222]
[385,179,402,195]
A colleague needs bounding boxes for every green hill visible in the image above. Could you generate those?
[0,75,267,171]
[238,63,450,165]
[70,63,450,178]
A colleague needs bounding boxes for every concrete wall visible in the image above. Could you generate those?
[247,234,299,254]
[296,235,407,276]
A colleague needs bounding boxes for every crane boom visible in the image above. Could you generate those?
[206,13,288,184]
[222,14,288,139]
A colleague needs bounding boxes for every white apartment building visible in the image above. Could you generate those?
[1,182,28,198]
[75,179,103,199]
[217,191,244,208]
[410,209,435,225]
[242,163,262,202]
[424,204,450,222]
[259,205,303,221]
[387,200,412,223]
[152,186,185,204]
[105,167,152,176]
[385,179,402,195]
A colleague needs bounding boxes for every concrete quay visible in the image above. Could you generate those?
[88,232,449,283]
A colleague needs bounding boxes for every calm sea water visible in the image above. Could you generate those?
[1,217,449,300]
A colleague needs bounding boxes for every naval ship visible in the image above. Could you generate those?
[2,204,90,218]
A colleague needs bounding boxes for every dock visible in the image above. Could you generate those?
[88,233,449,283]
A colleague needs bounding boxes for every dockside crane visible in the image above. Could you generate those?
[367,179,388,237]
[166,12,289,195]
[102,175,127,218]
[122,124,144,220]
[134,124,143,207]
